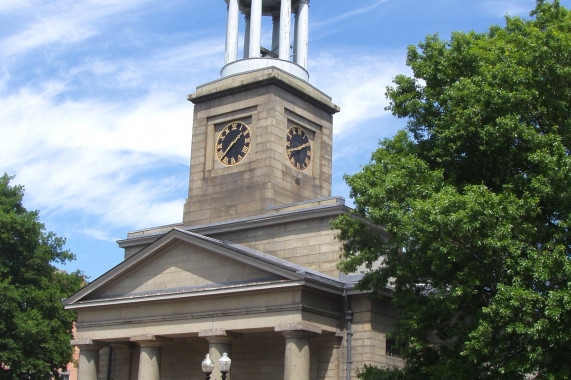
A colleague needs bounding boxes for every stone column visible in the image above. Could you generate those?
[131,335,170,380]
[243,13,251,58]
[275,323,321,380]
[137,342,162,380]
[71,339,102,380]
[199,330,239,380]
[225,0,239,64]
[248,0,262,58]
[282,331,311,380]
[208,336,232,379]
[294,0,309,68]
[279,0,291,60]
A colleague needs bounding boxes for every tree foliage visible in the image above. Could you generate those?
[0,174,84,380]
[334,1,570,378]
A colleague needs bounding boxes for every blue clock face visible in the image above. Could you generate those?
[216,121,252,166]
[286,126,311,170]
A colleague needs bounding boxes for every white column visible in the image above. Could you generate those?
[243,13,251,59]
[279,0,292,60]
[137,342,162,380]
[225,0,239,64]
[294,0,309,68]
[271,14,280,55]
[283,331,310,380]
[248,0,262,58]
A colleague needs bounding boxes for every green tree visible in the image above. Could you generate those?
[0,174,84,380]
[334,1,571,378]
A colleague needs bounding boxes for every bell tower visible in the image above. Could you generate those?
[183,0,339,227]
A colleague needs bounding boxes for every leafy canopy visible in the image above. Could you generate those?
[334,1,571,378]
[0,174,84,380]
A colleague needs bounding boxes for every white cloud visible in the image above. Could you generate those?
[79,228,119,244]
[310,50,409,136]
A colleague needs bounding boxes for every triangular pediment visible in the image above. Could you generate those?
[65,229,301,306]
[64,229,344,308]
[89,240,280,301]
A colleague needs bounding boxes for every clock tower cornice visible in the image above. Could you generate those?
[188,67,340,115]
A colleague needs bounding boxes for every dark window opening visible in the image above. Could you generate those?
[386,338,402,358]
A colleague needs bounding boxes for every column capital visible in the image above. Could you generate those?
[281,330,311,340]
[70,339,105,350]
[275,323,322,335]
[199,329,241,342]
[130,335,171,347]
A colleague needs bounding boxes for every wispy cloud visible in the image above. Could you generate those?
[313,0,389,28]
[1,17,97,57]
[311,49,409,137]
[0,85,191,229]
[0,0,152,58]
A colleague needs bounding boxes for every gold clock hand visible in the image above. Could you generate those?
[289,142,310,152]
[222,132,243,157]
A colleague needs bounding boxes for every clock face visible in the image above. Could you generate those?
[216,121,252,166]
[286,126,311,170]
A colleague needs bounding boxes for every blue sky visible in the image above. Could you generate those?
[1,0,568,280]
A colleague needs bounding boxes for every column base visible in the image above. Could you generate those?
[221,58,309,81]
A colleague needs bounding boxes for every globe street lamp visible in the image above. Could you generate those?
[219,353,231,380]
[201,352,231,380]
[201,354,214,380]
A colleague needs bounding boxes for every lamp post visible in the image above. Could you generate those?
[201,352,231,380]
[201,354,214,380]
[219,352,231,380]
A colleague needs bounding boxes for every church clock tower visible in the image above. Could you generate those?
[183,0,339,226]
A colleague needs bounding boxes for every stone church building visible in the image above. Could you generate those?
[64,1,404,379]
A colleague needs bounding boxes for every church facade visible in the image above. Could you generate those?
[64,1,404,379]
